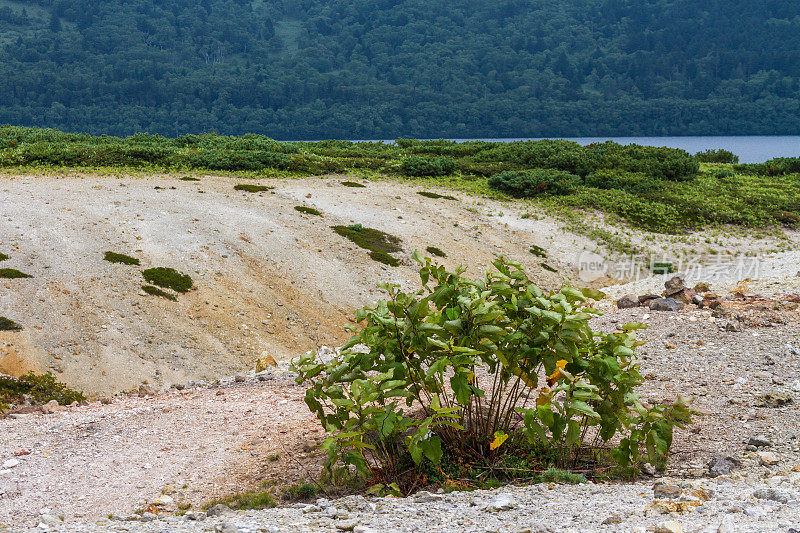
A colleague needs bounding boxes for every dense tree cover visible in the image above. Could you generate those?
[0,0,799,138]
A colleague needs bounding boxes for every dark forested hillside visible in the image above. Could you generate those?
[1,0,799,138]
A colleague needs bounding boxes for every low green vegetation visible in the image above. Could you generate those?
[417,191,457,200]
[282,483,322,500]
[332,224,402,267]
[0,268,32,279]
[695,149,739,164]
[293,255,692,494]
[179,176,200,181]
[141,267,193,293]
[294,206,322,216]
[0,317,23,331]
[425,246,446,258]
[234,184,273,193]
[2,127,798,236]
[529,245,548,258]
[204,490,277,511]
[340,181,366,188]
[651,262,676,275]
[540,263,558,273]
[0,372,86,413]
[0,253,8,261]
[103,251,140,266]
[141,285,178,302]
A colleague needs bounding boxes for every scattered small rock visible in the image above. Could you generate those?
[655,520,684,533]
[755,392,793,408]
[138,384,158,397]
[206,504,232,517]
[616,294,639,309]
[2,458,20,469]
[753,487,794,504]
[757,451,780,466]
[649,298,685,312]
[484,493,518,512]
[747,435,773,448]
[653,482,682,499]
[707,455,741,477]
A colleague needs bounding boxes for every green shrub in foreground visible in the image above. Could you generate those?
[292,254,692,488]
[401,155,456,177]
[489,170,581,197]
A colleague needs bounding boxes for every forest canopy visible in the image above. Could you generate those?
[0,0,799,138]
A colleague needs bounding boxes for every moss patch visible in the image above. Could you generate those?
[103,251,140,266]
[234,184,273,193]
[529,245,548,258]
[0,372,85,412]
[0,268,32,279]
[332,224,402,267]
[417,191,457,200]
[340,181,366,188]
[0,317,22,331]
[141,285,178,301]
[294,206,322,216]
[426,246,446,258]
[142,267,193,293]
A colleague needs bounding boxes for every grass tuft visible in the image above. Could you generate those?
[540,263,558,273]
[294,206,322,216]
[142,267,193,293]
[103,251,140,266]
[141,285,178,301]
[0,317,23,331]
[0,268,32,279]
[0,253,7,262]
[425,246,446,258]
[539,467,586,484]
[204,490,277,511]
[332,224,403,266]
[529,245,548,258]
[234,184,273,193]
[340,181,366,188]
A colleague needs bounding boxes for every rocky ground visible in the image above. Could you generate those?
[2,172,800,531]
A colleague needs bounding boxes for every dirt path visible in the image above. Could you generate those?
[0,371,320,526]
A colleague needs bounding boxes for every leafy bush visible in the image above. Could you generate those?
[764,156,800,175]
[401,156,456,177]
[695,149,739,164]
[488,170,581,197]
[293,255,691,488]
[141,267,193,293]
[584,170,661,194]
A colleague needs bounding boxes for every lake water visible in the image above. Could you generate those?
[447,136,800,164]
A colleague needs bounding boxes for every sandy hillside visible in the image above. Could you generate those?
[0,173,583,395]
